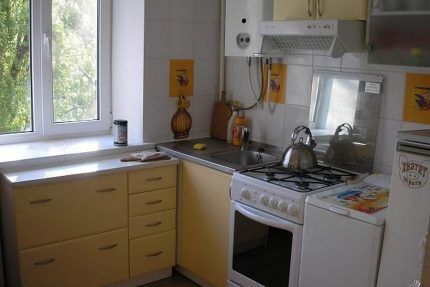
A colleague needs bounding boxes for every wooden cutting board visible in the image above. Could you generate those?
[210,91,231,140]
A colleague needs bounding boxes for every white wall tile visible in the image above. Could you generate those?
[170,22,196,59]
[171,0,197,22]
[145,20,171,60]
[191,96,216,132]
[246,104,285,147]
[195,23,220,60]
[282,53,313,66]
[144,59,169,98]
[195,60,219,97]
[374,118,402,169]
[143,98,178,140]
[376,71,405,120]
[145,0,171,20]
[196,0,221,23]
[143,0,220,140]
[341,52,370,70]
[314,55,341,69]
[285,65,313,107]
[225,57,243,100]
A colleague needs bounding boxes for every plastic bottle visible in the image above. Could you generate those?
[232,116,246,146]
[227,111,238,144]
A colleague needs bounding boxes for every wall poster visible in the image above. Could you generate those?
[403,73,430,124]
[169,59,194,97]
[263,63,287,104]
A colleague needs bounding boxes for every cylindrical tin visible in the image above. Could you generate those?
[113,119,128,146]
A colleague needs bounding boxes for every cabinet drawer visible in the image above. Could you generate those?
[129,187,176,217]
[19,228,129,287]
[15,173,128,249]
[128,165,176,194]
[129,209,176,239]
[130,230,175,277]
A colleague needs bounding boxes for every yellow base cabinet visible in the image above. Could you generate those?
[127,165,177,280]
[19,229,129,287]
[130,230,176,277]
[178,160,232,287]
[1,162,178,287]
[274,0,368,20]
[14,173,128,249]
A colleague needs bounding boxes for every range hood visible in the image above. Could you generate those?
[259,20,365,58]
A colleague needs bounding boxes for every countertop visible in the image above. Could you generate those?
[156,138,282,174]
[2,151,179,187]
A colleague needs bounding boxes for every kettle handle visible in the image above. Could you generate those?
[334,123,353,143]
[291,125,314,146]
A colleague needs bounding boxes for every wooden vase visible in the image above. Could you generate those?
[171,95,192,139]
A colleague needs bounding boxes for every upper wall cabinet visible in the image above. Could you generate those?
[367,0,430,67]
[274,0,368,20]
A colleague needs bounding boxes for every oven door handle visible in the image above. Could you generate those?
[235,203,295,231]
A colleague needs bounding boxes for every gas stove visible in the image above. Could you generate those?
[231,163,358,224]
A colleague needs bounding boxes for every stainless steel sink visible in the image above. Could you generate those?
[210,150,279,167]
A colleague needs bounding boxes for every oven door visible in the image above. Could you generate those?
[228,201,302,287]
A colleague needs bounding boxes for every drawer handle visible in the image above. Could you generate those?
[96,188,116,193]
[29,198,52,204]
[146,251,162,257]
[146,177,163,182]
[99,243,118,251]
[34,258,55,266]
[145,221,162,227]
[145,199,162,205]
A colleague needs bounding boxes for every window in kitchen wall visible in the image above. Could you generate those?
[0,0,111,144]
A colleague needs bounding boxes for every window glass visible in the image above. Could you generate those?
[0,0,32,134]
[52,0,98,123]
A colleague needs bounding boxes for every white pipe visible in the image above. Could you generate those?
[219,0,226,99]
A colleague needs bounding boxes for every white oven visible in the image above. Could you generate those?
[227,201,302,287]
[227,164,356,287]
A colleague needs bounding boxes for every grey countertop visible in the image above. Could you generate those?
[156,138,283,174]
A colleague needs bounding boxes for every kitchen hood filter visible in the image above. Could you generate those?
[259,20,365,58]
[271,35,334,51]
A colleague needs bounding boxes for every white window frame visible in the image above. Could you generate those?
[0,0,112,145]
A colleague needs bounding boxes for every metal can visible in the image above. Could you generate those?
[113,119,128,146]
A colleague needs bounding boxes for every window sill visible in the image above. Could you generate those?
[0,135,154,172]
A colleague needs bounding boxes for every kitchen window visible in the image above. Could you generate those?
[0,0,111,144]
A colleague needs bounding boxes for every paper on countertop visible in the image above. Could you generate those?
[363,173,391,189]
[120,151,170,162]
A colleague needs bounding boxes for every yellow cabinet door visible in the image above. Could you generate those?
[129,230,176,277]
[316,0,368,20]
[19,228,129,287]
[274,0,367,20]
[14,173,128,249]
[129,209,176,239]
[128,165,177,194]
[129,187,176,217]
[274,0,315,20]
[178,161,232,287]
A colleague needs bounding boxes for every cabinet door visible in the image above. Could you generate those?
[15,173,128,249]
[129,230,175,277]
[129,209,176,239]
[274,0,315,20]
[19,228,129,287]
[128,165,176,194]
[178,161,232,287]
[316,0,368,20]
[129,187,176,217]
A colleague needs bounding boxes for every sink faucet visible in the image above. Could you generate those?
[241,127,250,151]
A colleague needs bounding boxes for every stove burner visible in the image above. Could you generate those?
[323,173,341,182]
[294,181,310,191]
[265,171,275,180]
